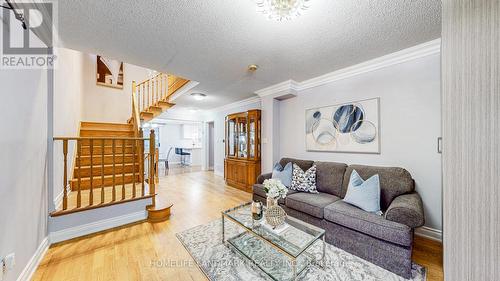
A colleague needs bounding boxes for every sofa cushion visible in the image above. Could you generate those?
[279,158,314,171]
[253,184,297,204]
[343,170,381,214]
[314,161,347,197]
[290,164,318,193]
[324,200,412,246]
[342,165,414,210]
[271,162,293,187]
[285,192,340,219]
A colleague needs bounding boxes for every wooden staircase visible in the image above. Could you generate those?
[131,73,189,122]
[70,122,141,191]
[52,72,187,222]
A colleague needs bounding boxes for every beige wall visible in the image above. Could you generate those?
[81,54,151,123]
[0,58,49,281]
[53,48,85,206]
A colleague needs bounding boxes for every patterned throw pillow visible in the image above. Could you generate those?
[290,164,318,193]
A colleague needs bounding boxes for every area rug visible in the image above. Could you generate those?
[176,218,426,281]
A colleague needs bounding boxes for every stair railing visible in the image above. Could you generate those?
[51,130,157,216]
[135,73,169,113]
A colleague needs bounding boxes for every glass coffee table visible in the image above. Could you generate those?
[221,202,326,281]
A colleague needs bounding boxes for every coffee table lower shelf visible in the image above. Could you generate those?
[226,232,312,281]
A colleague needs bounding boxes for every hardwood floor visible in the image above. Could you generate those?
[34,171,443,281]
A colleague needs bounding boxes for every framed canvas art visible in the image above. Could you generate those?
[305,97,380,153]
[96,55,124,89]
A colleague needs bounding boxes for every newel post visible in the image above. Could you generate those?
[149,129,156,206]
[132,80,136,116]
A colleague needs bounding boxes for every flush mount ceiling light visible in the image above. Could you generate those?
[248,64,259,72]
[191,93,207,101]
[255,0,311,21]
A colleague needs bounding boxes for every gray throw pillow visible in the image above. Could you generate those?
[271,162,293,187]
[290,164,318,193]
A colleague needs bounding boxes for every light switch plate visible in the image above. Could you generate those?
[0,260,4,281]
[4,253,14,270]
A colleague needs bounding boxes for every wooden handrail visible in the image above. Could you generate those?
[131,81,141,138]
[54,137,148,141]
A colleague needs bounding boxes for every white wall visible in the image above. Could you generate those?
[52,48,85,206]
[158,123,202,165]
[81,54,151,123]
[0,68,48,281]
[277,54,442,230]
[204,100,262,176]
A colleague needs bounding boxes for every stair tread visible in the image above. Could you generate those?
[78,153,138,157]
[148,200,173,212]
[70,173,139,181]
[75,162,139,168]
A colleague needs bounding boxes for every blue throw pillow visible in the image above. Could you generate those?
[343,170,382,214]
[271,162,292,187]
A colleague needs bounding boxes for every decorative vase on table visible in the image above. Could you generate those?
[266,196,278,208]
[251,201,263,221]
[262,178,287,208]
[262,179,288,227]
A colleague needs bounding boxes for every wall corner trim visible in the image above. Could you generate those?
[415,226,442,242]
[255,38,441,97]
[49,210,147,244]
[16,237,49,281]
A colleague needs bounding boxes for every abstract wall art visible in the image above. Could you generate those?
[305,97,380,153]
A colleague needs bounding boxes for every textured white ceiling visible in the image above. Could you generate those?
[58,0,441,109]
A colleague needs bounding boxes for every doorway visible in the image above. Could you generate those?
[208,121,215,171]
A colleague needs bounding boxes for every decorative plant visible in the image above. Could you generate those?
[263,179,288,200]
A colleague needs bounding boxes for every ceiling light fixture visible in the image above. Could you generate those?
[191,93,207,101]
[248,64,259,72]
[255,0,311,21]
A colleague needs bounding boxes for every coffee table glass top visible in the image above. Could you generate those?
[222,202,325,258]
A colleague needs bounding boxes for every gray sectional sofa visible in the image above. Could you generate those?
[252,158,425,279]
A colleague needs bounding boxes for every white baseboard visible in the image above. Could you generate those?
[49,211,147,244]
[415,226,442,242]
[16,237,49,281]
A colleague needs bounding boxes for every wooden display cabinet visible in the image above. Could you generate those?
[224,109,261,192]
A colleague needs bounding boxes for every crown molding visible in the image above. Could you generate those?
[255,79,301,97]
[255,39,441,97]
[212,96,261,112]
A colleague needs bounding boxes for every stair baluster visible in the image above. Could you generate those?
[101,139,105,204]
[132,137,136,198]
[62,139,68,210]
[77,140,82,207]
[89,139,94,205]
[112,139,116,202]
[122,139,125,200]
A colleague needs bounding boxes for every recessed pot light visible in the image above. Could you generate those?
[191,93,207,100]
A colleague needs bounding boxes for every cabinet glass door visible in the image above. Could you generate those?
[249,117,256,159]
[228,119,236,157]
[237,117,247,158]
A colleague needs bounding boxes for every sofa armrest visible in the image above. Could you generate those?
[256,173,272,184]
[385,192,425,228]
